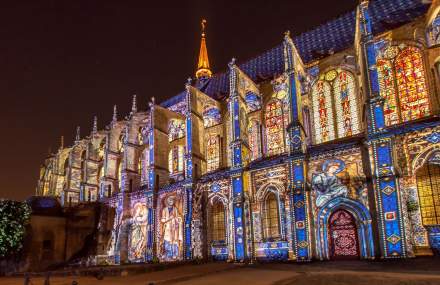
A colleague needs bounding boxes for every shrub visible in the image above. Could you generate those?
[0,200,31,258]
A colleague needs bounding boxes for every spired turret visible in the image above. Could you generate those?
[195,19,212,80]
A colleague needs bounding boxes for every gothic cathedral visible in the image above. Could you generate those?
[37,0,440,263]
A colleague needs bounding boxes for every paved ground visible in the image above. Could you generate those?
[1,258,440,285]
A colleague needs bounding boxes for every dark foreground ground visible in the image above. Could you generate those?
[1,258,440,285]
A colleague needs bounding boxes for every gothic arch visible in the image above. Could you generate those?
[207,192,230,261]
[315,197,374,260]
[412,145,440,175]
[310,67,360,144]
[255,183,287,240]
[255,182,285,202]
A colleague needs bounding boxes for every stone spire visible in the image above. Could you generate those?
[112,105,118,123]
[75,126,80,142]
[92,116,98,134]
[195,19,212,79]
[60,135,64,150]
[131,94,137,114]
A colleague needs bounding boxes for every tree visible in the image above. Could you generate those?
[0,200,31,258]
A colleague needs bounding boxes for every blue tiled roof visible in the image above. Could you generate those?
[161,0,430,107]
[294,11,357,63]
[160,90,186,108]
[370,0,430,33]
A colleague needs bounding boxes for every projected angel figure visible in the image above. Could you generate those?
[311,159,349,208]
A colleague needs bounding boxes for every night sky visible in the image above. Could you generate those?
[0,0,357,200]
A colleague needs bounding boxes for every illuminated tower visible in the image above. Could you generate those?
[195,19,212,79]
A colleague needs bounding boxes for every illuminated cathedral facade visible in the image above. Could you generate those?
[37,0,440,263]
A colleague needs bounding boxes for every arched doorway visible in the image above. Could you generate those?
[328,209,360,259]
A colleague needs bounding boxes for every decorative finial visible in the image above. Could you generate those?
[284,30,291,38]
[228,57,236,68]
[131,94,137,114]
[149,97,155,109]
[75,126,81,141]
[201,19,207,37]
[60,135,64,150]
[92,116,98,134]
[195,19,212,79]
[186,77,192,86]
[112,105,118,123]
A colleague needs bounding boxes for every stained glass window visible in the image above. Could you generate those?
[377,45,430,125]
[333,70,360,138]
[248,120,261,161]
[262,192,280,240]
[168,119,185,142]
[416,163,440,226]
[311,80,334,144]
[377,59,400,125]
[206,135,220,172]
[395,47,430,121]
[265,100,285,156]
[168,145,184,174]
[203,106,221,128]
[211,201,226,242]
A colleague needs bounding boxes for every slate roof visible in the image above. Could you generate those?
[160,0,430,107]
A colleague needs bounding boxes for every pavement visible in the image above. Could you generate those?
[1,258,440,285]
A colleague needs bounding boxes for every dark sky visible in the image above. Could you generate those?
[0,0,357,201]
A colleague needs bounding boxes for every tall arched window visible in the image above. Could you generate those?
[395,47,430,121]
[80,150,86,181]
[138,152,143,175]
[377,45,430,125]
[377,59,400,126]
[206,135,220,172]
[98,138,106,161]
[262,192,280,240]
[138,127,144,145]
[265,100,285,156]
[168,119,185,142]
[248,120,261,160]
[63,158,69,176]
[168,145,184,174]
[210,201,226,243]
[118,134,124,153]
[334,70,360,138]
[311,80,334,144]
[416,162,440,225]
[311,69,361,144]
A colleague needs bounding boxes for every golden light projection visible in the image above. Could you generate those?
[416,163,440,225]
